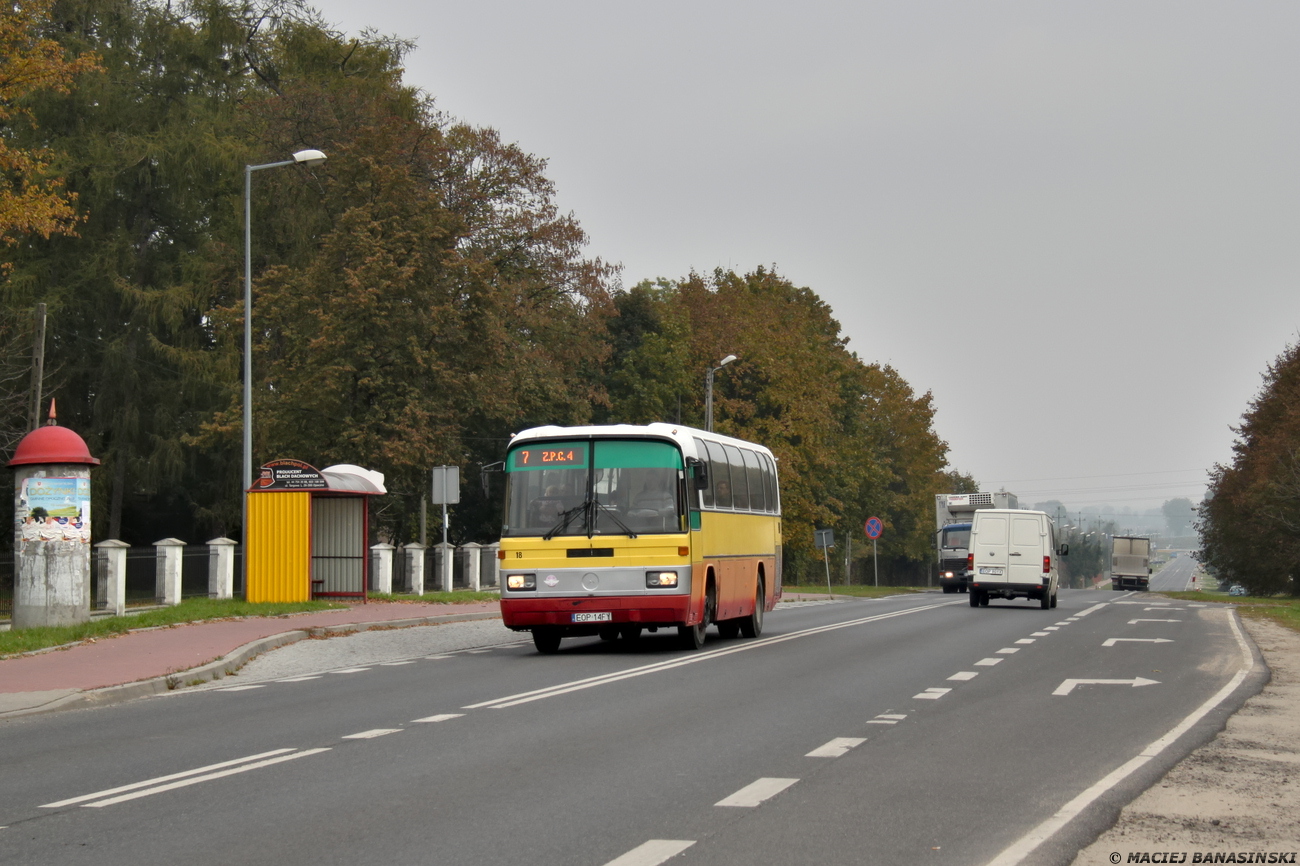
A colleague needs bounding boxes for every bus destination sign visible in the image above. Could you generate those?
[513,446,586,469]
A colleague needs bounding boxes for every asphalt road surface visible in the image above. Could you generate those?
[0,590,1261,866]
[1147,554,1199,592]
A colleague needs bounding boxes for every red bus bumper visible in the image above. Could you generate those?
[501,595,693,629]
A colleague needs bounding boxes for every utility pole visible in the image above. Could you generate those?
[27,303,47,432]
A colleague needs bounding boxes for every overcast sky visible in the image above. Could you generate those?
[308,1,1300,513]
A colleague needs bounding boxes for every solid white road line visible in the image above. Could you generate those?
[913,688,951,700]
[220,685,265,692]
[715,777,799,807]
[948,671,979,681]
[1129,619,1181,624]
[278,676,322,682]
[42,749,299,808]
[330,668,370,674]
[83,749,331,808]
[342,729,401,739]
[1075,603,1109,617]
[986,610,1255,866]
[379,661,417,666]
[602,840,696,866]
[464,601,959,710]
[412,714,464,723]
[806,737,866,757]
[424,654,451,659]
[974,658,1003,666]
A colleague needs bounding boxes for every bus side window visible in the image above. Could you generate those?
[693,437,714,508]
[705,440,731,509]
[763,453,779,514]
[723,444,749,510]
[742,448,766,512]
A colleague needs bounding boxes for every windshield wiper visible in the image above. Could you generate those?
[543,502,589,541]
[592,503,637,539]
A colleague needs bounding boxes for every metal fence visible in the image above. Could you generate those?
[387,546,498,594]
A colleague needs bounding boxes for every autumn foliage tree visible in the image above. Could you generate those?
[1198,341,1300,596]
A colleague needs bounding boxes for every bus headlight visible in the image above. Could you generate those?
[506,573,536,591]
[646,571,678,588]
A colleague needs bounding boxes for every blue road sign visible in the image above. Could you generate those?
[864,517,883,539]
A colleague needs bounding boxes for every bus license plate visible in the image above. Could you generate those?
[979,567,1004,576]
[572,612,612,623]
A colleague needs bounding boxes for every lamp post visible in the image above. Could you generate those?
[243,149,326,551]
[704,354,737,432]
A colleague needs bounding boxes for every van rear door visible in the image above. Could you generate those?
[1008,514,1044,585]
[972,513,1009,582]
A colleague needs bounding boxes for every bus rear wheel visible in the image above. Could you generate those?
[740,580,764,638]
[532,629,562,654]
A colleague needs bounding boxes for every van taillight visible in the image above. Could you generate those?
[1042,556,1051,573]
[967,554,974,570]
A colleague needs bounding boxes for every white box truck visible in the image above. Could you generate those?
[968,509,1065,609]
[935,492,1018,593]
[1109,536,1152,591]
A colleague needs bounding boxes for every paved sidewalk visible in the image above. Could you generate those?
[0,601,501,719]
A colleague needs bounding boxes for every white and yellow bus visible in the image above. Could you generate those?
[498,423,782,653]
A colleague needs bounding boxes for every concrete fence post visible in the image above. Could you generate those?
[207,537,237,599]
[435,541,454,592]
[403,543,426,595]
[94,539,130,616]
[462,542,482,591]
[483,542,500,589]
[154,538,186,606]
[370,543,395,594]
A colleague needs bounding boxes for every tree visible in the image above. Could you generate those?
[1161,498,1195,536]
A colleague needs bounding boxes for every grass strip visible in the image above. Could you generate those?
[1,597,342,657]
[781,585,926,599]
[1159,590,1300,634]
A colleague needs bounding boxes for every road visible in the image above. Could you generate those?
[1147,553,1200,592]
[0,590,1261,866]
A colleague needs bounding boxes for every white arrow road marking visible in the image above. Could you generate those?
[1129,619,1181,624]
[913,688,951,700]
[1146,607,1185,611]
[1053,677,1160,696]
[412,714,464,723]
[806,737,867,757]
[1103,638,1174,646]
[602,840,696,866]
[715,777,799,807]
[342,729,401,739]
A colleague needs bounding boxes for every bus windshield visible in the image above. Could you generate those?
[503,439,684,538]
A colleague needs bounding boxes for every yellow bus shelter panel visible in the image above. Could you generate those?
[246,491,312,602]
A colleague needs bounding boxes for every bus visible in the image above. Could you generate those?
[498,423,782,653]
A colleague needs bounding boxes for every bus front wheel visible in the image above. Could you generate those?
[533,629,562,654]
[678,622,706,650]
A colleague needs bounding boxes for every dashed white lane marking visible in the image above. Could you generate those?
[380,661,417,666]
[1015,639,1036,644]
[1055,621,1072,625]
[278,676,321,682]
[330,668,371,674]
[975,658,1003,666]
[342,729,402,739]
[424,655,451,659]
[806,737,867,757]
[1146,606,1184,611]
[1032,631,1051,636]
[715,777,799,807]
[602,840,696,866]
[46,749,331,809]
[867,713,906,724]
[220,685,265,692]
[1129,619,1181,624]
[1043,626,1060,631]
[914,688,952,700]
[1103,638,1173,646]
[948,671,979,681]
[412,714,464,723]
[997,648,1021,654]
[1064,618,1079,622]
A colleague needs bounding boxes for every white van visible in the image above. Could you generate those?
[967,509,1066,609]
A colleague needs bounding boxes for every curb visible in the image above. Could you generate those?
[0,610,502,720]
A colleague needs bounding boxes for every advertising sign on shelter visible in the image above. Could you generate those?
[254,459,328,491]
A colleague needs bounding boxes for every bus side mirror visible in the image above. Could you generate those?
[1058,543,1069,556]
[688,458,709,490]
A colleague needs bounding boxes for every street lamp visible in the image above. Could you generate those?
[243,148,326,528]
[704,354,737,432]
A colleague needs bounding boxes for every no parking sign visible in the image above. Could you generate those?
[864,516,883,539]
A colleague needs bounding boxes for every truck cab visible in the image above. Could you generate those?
[937,522,972,593]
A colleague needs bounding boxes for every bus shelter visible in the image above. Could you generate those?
[246,460,386,602]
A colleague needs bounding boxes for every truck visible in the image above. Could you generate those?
[1109,536,1152,591]
[934,491,1018,593]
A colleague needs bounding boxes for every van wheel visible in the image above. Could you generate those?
[1039,590,1051,610]
[979,593,989,607]
[740,580,765,638]
[1050,590,1058,609]
[717,621,740,639]
[532,629,562,654]
[969,590,981,608]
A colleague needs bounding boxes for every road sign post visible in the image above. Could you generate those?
[864,517,883,587]
[431,466,460,589]
[815,529,835,598]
